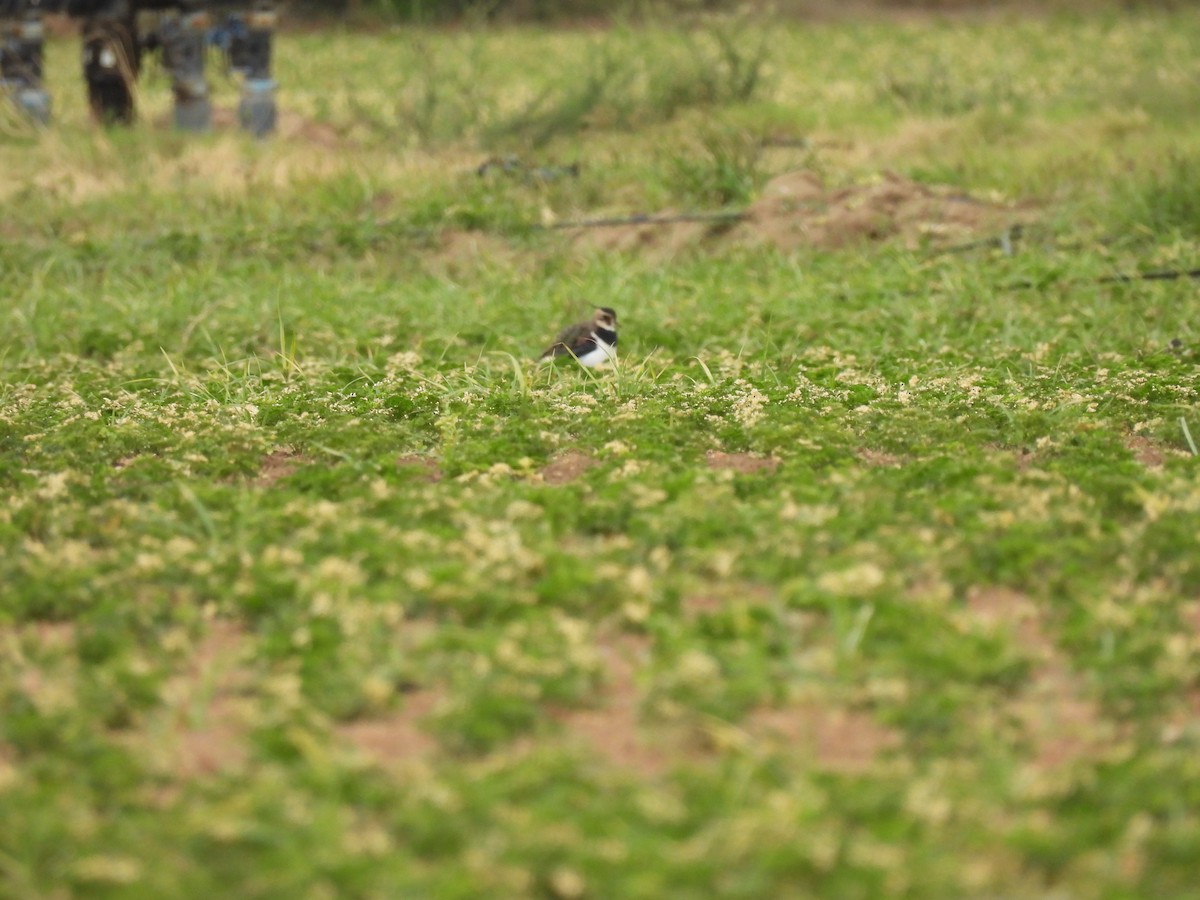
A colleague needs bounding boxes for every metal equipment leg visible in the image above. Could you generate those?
[226,1,274,136]
[158,7,210,130]
[1,3,51,123]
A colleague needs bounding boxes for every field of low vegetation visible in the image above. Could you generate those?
[3,4,1200,896]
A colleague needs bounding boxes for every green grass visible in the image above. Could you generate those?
[3,7,1200,898]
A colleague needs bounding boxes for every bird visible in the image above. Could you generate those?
[538,307,619,367]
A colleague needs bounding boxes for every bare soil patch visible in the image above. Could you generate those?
[431,229,524,273]
[1162,688,1200,748]
[569,211,717,261]
[1012,446,1037,472]
[569,169,1022,258]
[682,583,774,619]
[966,585,1043,641]
[1184,601,1200,636]
[540,451,597,485]
[554,632,674,776]
[746,703,902,773]
[338,689,443,768]
[965,586,1109,770]
[170,621,253,777]
[857,448,903,468]
[742,169,1022,251]
[32,620,77,647]
[1125,435,1166,468]
[682,595,725,617]
[7,622,79,717]
[706,450,779,474]
[396,454,443,482]
[115,620,253,780]
[255,449,309,487]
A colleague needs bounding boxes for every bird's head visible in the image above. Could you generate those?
[594,307,618,331]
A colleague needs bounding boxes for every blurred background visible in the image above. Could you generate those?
[297,0,1183,22]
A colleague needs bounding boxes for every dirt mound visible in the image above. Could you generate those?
[571,169,1026,257]
[742,169,1022,251]
[569,211,717,261]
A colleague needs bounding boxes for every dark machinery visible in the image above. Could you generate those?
[1,0,276,134]
[0,0,51,122]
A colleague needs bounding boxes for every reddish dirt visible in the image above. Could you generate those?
[396,455,443,482]
[740,169,1022,252]
[540,451,597,485]
[338,690,443,768]
[857,448,903,468]
[746,703,902,773]
[1184,602,1200,636]
[173,700,247,777]
[166,620,253,778]
[682,583,775,619]
[569,211,717,261]
[705,450,779,474]
[7,622,77,723]
[431,229,524,273]
[32,621,77,646]
[1125,435,1166,468]
[554,632,674,776]
[341,632,677,776]
[966,586,1108,770]
[682,595,726,617]
[1012,446,1037,472]
[255,449,309,487]
[570,169,1024,258]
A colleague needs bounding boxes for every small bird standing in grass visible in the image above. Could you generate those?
[539,307,619,367]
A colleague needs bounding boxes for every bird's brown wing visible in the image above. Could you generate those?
[539,320,592,359]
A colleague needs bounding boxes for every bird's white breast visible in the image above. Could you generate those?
[577,335,617,368]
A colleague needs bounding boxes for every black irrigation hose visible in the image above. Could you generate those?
[267,163,1197,289]
[474,158,1196,284]
[539,211,1199,289]
[1003,269,1200,291]
[933,223,1028,256]
[1095,268,1200,284]
[929,223,1200,287]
